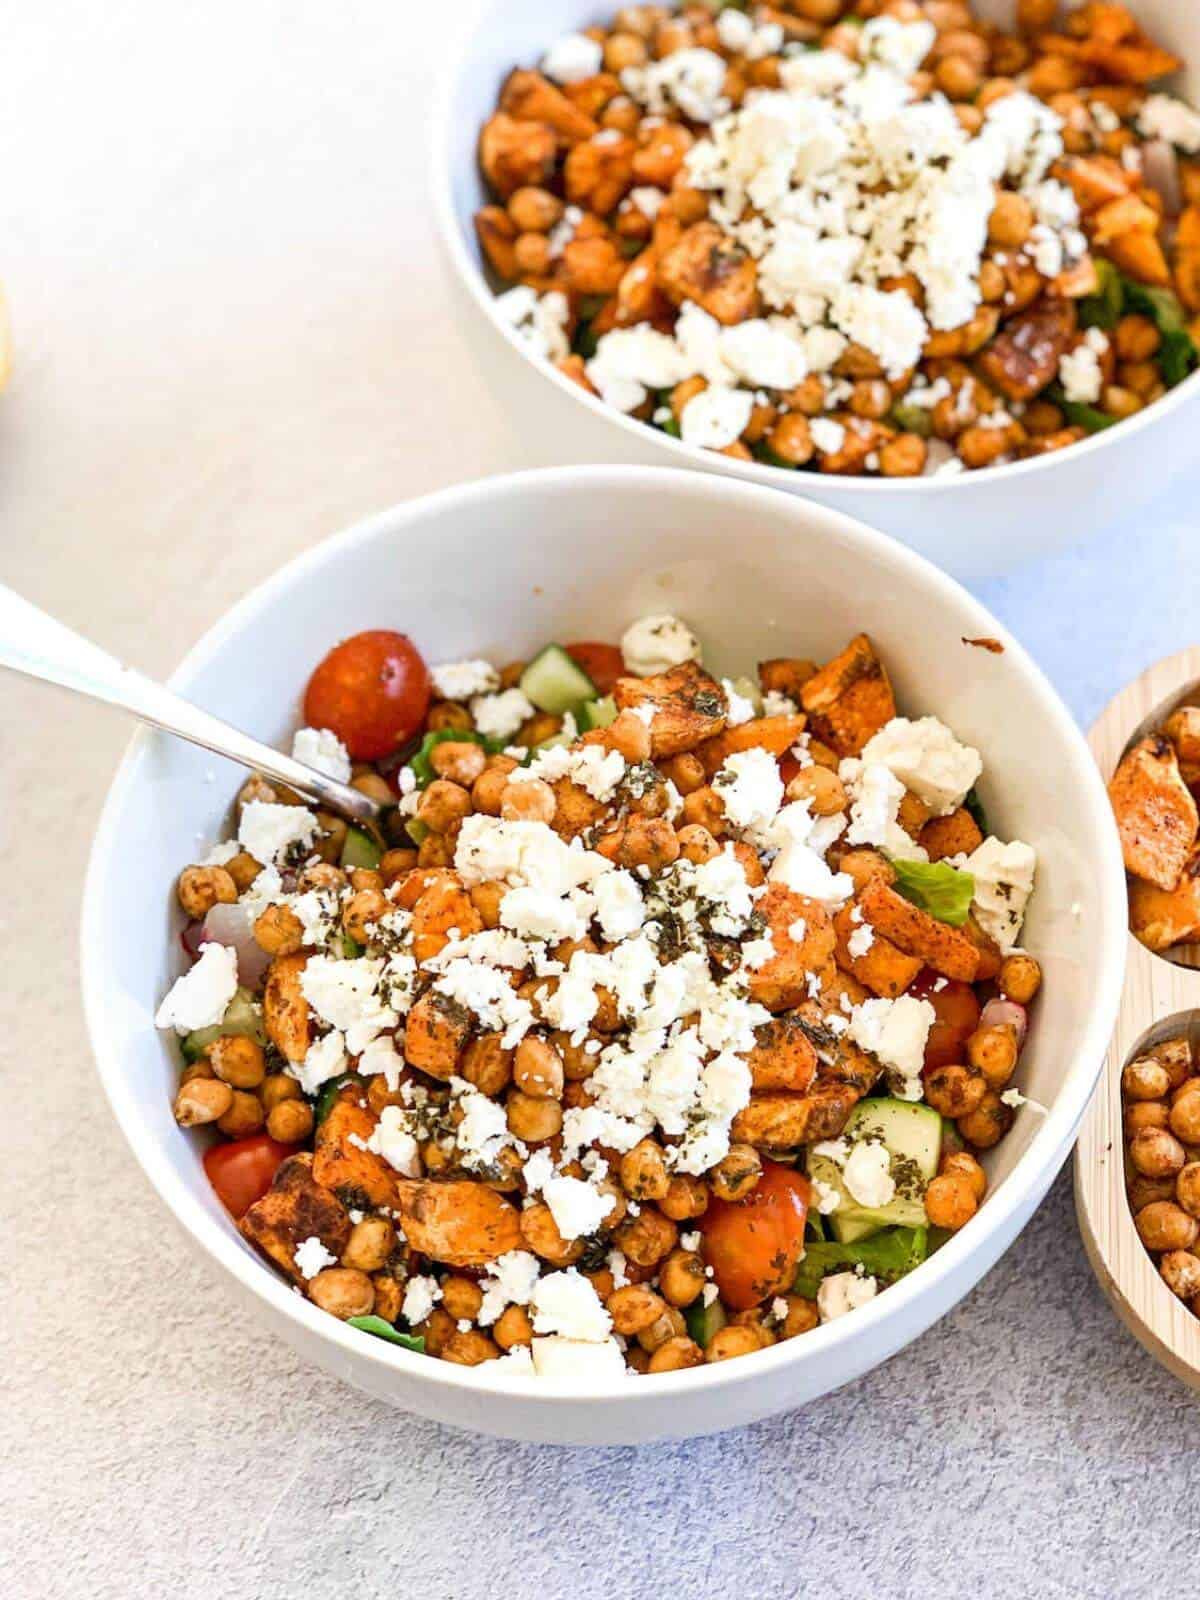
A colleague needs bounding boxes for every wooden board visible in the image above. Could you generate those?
[1075,647,1200,1389]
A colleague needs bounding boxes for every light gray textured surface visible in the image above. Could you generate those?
[2,3,1198,1597]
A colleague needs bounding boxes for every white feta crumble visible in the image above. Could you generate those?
[680,385,754,449]
[817,1270,878,1322]
[471,688,534,743]
[542,1175,616,1241]
[629,185,666,219]
[495,286,571,364]
[530,1269,613,1342]
[368,1105,422,1177]
[810,417,846,456]
[155,943,239,1034]
[291,726,351,784]
[842,1140,896,1208]
[429,657,499,702]
[847,922,875,960]
[238,800,320,866]
[1058,339,1103,405]
[1139,94,1200,154]
[861,717,982,817]
[813,1178,841,1215]
[620,613,702,677]
[300,956,394,1054]
[200,839,240,867]
[848,995,936,1101]
[401,1274,442,1327]
[964,836,1037,952]
[841,758,925,860]
[714,747,785,835]
[722,679,757,727]
[860,16,935,77]
[293,1236,337,1281]
[290,1028,348,1096]
[621,47,730,124]
[593,869,646,942]
[541,31,603,85]
[530,1337,627,1379]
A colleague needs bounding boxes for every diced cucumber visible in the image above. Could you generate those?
[807,1098,943,1245]
[520,645,596,715]
[729,675,763,716]
[685,1296,727,1348]
[340,825,382,872]
[181,986,266,1062]
[532,732,573,755]
[578,695,617,732]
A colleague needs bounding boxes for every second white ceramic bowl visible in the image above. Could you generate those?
[432,0,1200,580]
[82,466,1126,1444]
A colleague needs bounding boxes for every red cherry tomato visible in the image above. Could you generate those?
[303,630,431,761]
[565,641,625,697]
[204,1134,296,1219]
[911,969,981,1072]
[699,1160,811,1310]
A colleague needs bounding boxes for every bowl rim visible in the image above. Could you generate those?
[81,463,1128,1409]
[428,0,1200,500]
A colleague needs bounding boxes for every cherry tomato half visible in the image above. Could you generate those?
[699,1160,811,1310]
[204,1134,296,1219]
[911,969,981,1073]
[565,641,625,697]
[303,630,431,761]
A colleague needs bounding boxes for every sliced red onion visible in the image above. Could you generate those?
[980,997,1027,1049]
[1142,139,1183,218]
[180,919,206,962]
[201,901,271,990]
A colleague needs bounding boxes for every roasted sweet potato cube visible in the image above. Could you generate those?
[731,1083,860,1149]
[313,1092,401,1212]
[404,991,472,1081]
[963,916,1003,983]
[697,713,808,778]
[263,951,310,1064]
[1129,854,1200,951]
[833,904,923,998]
[977,298,1077,403]
[1054,155,1136,211]
[479,113,557,200]
[550,776,611,839]
[745,886,836,1012]
[1073,36,1180,83]
[759,657,818,701]
[800,633,896,757]
[1105,228,1171,287]
[858,877,981,982]
[239,1153,351,1282]
[564,134,636,215]
[394,1180,522,1267]
[474,206,519,281]
[1108,734,1199,890]
[920,807,984,861]
[612,660,727,757]
[745,1014,819,1093]
[656,221,760,325]
[500,69,597,144]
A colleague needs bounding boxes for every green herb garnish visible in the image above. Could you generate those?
[962,786,988,836]
[1046,384,1119,434]
[1122,278,1199,388]
[1078,258,1124,331]
[891,858,975,926]
[347,1316,426,1352]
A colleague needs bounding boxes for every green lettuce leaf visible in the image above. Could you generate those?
[793,1227,929,1300]
[347,1316,426,1352]
[891,858,975,926]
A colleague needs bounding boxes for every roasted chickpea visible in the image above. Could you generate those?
[342,1216,396,1274]
[939,1149,987,1202]
[308,1267,374,1320]
[461,1033,513,1097]
[1125,1057,1172,1101]
[417,778,472,834]
[261,1072,302,1112]
[660,1173,709,1221]
[649,1336,704,1372]
[615,1207,679,1266]
[205,1034,266,1090]
[1129,1126,1187,1179]
[1160,1249,1200,1300]
[441,1330,500,1366]
[177,864,237,919]
[1135,1200,1199,1252]
[1170,1090,1200,1144]
[1125,1100,1170,1136]
[708,1144,762,1203]
[957,1090,1013,1150]
[878,433,927,477]
[501,777,556,824]
[637,1305,686,1353]
[998,952,1041,1005]
[173,1077,234,1127]
[924,1172,978,1231]
[266,1098,314,1144]
[607,1284,667,1335]
[506,1088,563,1144]
[1114,313,1161,363]
[676,823,721,865]
[767,412,814,466]
[471,763,516,816]
[429,740,488,788]
[620,1138,671,1201]
[520,1200,585,1266]
[924,1064,988,1120]
[966,1024,1019,1088]
[493,1304,534,1350]
[254,902,304,955]
[784,765,846,816]
[706,1324,762,1362]
[440,1275,485,1322]
[780,1295,820,1339]
[343,888,389,945]
[513,1035,565,1100]
[658,1248,707,1307]
[217,1090,265,1139]
[507,185,563,234]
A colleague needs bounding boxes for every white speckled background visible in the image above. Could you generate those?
[3,3,1198,1596]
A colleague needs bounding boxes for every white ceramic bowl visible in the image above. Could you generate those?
[82,466,1125,1445]
[432,0,1200,580]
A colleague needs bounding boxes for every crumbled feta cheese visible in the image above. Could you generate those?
[530,1269,613,1342]
[402,1274,442,1327]
[541,32,603,85]
[848,995,936,1100]
[494,286,571,364]
[629,185,665,219]
[290,1028,348,1096]
[841,758,924,860]
[471,688,534,743]
[620,613,702,677]
[201,839,240,867]
[721,679,757,727]
[965,836,1037,951]
[817,1270,878,1322]
[1058,340,1103,404]
[861,717,982,817]
[810,417,846,456]
[238,800,320,866]
[1139,94,1200,154]
[847,922,875,960]
[860,16,935,77]
[842,1140,896,1208]
[593,869,646,942]
[813,1178,841,1215]
[530,1337,627,1379]
[300,956,394,1054]
[714,747,785,836]
[831,284,928,380]
[154,943,238,1034]
[293,1236,337,1281]
[542,1175,617,1241]
[369,1104,422,1176]
[680,385,754,449]
[291,726,351,784]
[622,48,730,124]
